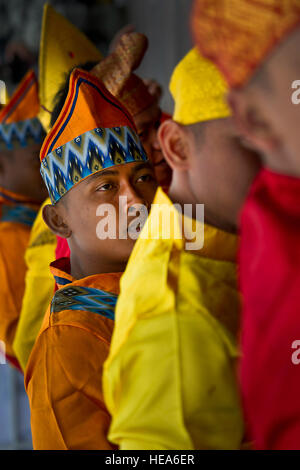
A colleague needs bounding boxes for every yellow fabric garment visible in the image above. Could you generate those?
[38,4,102,131]
[169,48,231,125]
[103,187,243,450]
[13,198,56,371]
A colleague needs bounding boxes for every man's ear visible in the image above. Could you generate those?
[42,204,72,239]
[228,89,280,155]
[157,119,190,171]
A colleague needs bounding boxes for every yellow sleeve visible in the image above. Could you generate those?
[104,309,243,450]
[13,199,56,371]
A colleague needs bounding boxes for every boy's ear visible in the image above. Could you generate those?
[157,119,190,171]
[228,89,280,155]
[42,204,72,239]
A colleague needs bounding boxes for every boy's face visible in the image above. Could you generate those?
[187,118,261,231]
[228,27,300,177]
[134,103,172,188]
[55,161,158,271]
[0,142,48,202]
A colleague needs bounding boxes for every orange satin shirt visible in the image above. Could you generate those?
[25,257,122,450]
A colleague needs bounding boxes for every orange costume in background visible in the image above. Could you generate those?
[0,70,43,369]
[0,189,39,369]
[25,258,120,449]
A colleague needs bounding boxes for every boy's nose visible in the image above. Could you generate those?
[121,183,148,213]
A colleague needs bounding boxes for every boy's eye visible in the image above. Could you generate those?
[136,173,154,183]
[97,183,114,191]
[138,128,149,140]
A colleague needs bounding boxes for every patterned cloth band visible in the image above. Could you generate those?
[0,117,44,150]
[51,284,117,320]
[41,125,148,204]
[0,204,38,227]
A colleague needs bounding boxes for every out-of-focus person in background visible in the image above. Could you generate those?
[12,2,103,372]
[13,4,171,374]
[192,0,300,450]
[0,70,46,370]
[103,47,261,450]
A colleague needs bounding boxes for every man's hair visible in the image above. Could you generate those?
[187,121,207,149]
[50,61,98,127]
[248,61,271,93]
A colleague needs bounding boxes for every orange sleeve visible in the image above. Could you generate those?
[0,223,29,358]
[25,323,115,450]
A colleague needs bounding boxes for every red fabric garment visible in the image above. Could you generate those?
[239,168,300,450]
[55,236,70,260]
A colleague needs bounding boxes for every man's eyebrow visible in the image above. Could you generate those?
[85,168,119,184]
[131,162,153,174]
[138,110,162,130]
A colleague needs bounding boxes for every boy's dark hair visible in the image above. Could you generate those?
[50,61,98,127]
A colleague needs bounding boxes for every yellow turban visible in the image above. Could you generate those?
[169,48,231,125]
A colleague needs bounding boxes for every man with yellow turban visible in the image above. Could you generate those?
[103,48,261,450]
[192,0,300,450]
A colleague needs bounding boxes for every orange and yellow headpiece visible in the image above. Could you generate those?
[40,69,148,204]
[192,0,300,88]
[0,70,43,150]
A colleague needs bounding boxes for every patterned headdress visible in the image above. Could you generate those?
[0,70,44,150]
[39,3,102,132]
[192,0,300,88]
[91,32,157,117]
[40,69,148,204]
[169,48,231,125]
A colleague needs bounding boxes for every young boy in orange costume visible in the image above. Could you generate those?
[25,68,158,449]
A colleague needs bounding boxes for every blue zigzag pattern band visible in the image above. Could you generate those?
[40,125,148,204]
[1,204,37,227]
[51,284,117,320]
[0,117,44,150]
